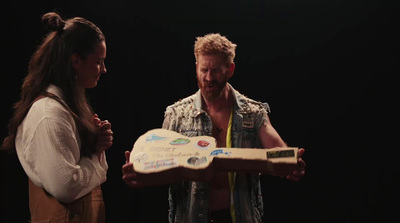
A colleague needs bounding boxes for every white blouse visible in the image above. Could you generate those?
[15,85,108,204]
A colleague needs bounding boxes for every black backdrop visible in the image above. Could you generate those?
[1,0,398,222]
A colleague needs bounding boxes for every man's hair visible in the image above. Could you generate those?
[194,33,237,65]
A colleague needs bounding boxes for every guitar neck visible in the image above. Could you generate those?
[209,147,298,163]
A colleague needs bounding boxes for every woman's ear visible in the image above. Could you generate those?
[71,53,81,70]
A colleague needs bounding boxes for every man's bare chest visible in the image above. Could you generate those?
[209,112,231,147]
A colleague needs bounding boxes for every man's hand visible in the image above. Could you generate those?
[285,148,306,181]
[122,151,146,188]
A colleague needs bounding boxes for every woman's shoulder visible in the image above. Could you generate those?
[29,96,72,122]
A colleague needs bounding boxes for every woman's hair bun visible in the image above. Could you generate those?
[41,12,66,32]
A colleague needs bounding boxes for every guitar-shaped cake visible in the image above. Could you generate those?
[130,128,299,183]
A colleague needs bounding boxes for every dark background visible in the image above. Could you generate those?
[1,0,398,222]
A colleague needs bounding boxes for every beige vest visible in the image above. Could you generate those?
[28,179,105,223]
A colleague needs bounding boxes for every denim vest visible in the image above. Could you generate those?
[162,84,270,223]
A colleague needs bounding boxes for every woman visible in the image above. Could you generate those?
[1,12,113,223]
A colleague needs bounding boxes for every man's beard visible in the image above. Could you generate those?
[198,77,229,102]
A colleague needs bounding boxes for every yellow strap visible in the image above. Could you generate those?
[227,109,236,223]
[226,109,233,149]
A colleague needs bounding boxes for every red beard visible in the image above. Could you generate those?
[197,77,228,102]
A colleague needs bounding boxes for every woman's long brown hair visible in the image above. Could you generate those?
[1,12,105,157]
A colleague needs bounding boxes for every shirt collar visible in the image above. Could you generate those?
[45,84,65,101]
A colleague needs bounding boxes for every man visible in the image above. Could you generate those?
[122,33,306,223]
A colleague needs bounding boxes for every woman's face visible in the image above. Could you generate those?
[75,40,107,89]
